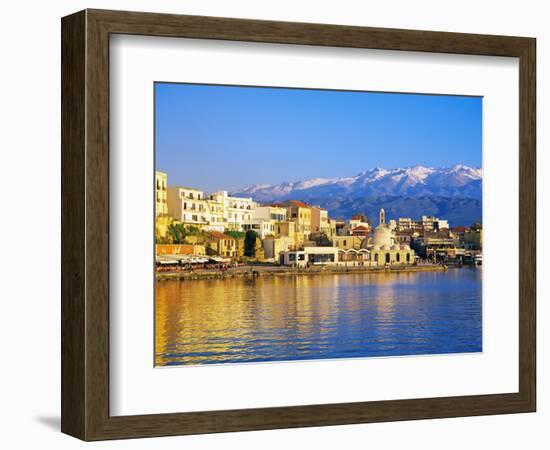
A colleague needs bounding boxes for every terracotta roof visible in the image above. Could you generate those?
[451,226,468,232]
[352,225,369,231]
[289,200,309,208]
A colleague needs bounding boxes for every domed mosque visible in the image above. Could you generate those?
[361,208,416,266]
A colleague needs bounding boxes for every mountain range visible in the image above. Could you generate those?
[231,165,482,226]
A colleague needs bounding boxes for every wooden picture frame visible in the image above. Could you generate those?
[61,9,536,441]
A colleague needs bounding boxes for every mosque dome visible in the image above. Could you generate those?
[400,244,411,250]
[381,244,391,251]
[391,244,400,251]
[372,224,393,247]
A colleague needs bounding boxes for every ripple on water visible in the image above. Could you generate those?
[155,268,482,366]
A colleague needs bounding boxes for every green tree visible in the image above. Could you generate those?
[225,230,246,240]
[185,225,202,236]
[470,222,482,231]
[244,230,258,257]
[167,223,187,244]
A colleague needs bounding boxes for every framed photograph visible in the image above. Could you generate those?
[61,9,536,440]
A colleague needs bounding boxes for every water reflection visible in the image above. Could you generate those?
[155,268,482,366]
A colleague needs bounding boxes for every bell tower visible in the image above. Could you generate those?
[379,208,385,226]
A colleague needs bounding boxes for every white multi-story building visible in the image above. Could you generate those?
[254,205,287,222]
[243,206,287,238]
[397,217,416,230]
[204,198,226,232]
[167,187,208,227]
[243,220,275,238]
[422,215,450,231]
[209,191,257,231]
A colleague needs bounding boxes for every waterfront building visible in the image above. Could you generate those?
[337,248,371,266]
[339,214,370,236]
[243,220,275,239]
[205,231,239,258]
[450,226,468,248]
[154,171,171,240]
[421,215,449,232]
[310,206,330,235]
[361,208,416,265]
[464,227,483,250]
[332,235,366,250]
[326,218,337,239]
[209,191,256,231]
[280,246,374,267]
[274,220,298,249]
[263,236,294,261]
[416,232,457,262]
[155,171,168,216]
[284,200,312,237]
[350,213,369,227]
[167,186,208,227]
[202,197,225,232]
[351,225,370,236]
[280,246,340,267]
[334,219,347,236]
[395,229,417,246]
[243,205,287,239]
[254,205,287,222]
[397,217,417,230]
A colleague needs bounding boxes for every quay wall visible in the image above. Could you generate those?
[156,264,448,282]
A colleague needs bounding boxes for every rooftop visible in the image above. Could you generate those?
[289,200,310,208]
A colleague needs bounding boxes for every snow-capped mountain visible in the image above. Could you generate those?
[232,165,482,203]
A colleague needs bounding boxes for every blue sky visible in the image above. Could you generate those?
[155,83,482,192]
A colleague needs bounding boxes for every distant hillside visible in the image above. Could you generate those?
[232,165,482,226]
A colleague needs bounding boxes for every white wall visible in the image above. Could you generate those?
[0,0,547,448]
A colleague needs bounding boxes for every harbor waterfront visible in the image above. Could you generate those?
[156,262,447,281]
[154,85,484,366]
[155,267,482,366]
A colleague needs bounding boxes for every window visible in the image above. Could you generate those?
[374,254,378,262]
[406,253,411,262]
[396,253,400,262]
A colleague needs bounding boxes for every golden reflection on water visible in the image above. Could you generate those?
[155,270,482,366]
